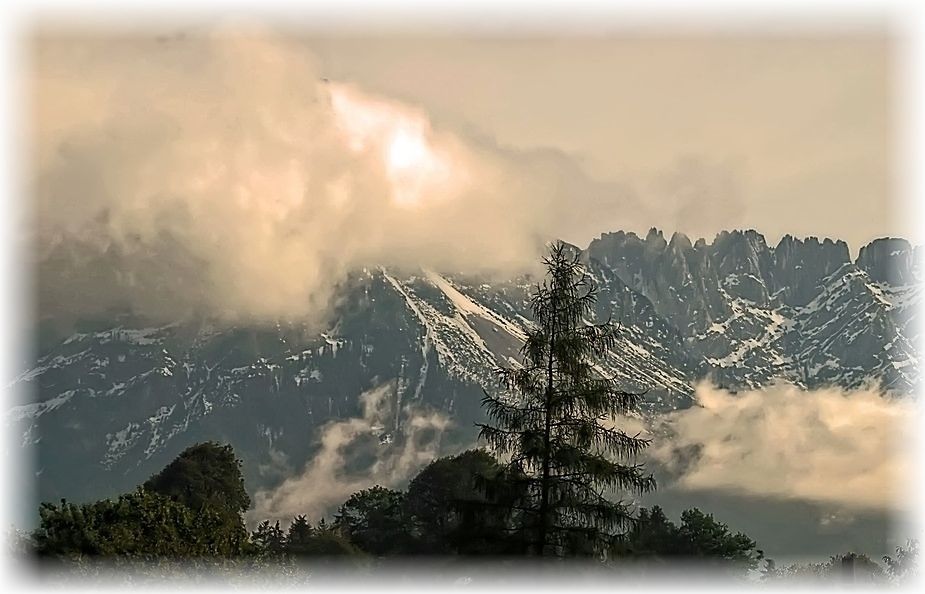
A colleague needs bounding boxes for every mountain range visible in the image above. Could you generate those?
[8,229,921,513]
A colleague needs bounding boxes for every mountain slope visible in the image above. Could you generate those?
[8,230,920,512]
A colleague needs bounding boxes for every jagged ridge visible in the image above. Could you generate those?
[8,230,921,509]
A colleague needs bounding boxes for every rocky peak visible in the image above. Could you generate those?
[711,230,772,271]
[668,231,693,253]
[710,229,774,304]
[558,240,584,262]
[589,229,732,335]
[586,231,640,269]
[771,234,851,307]
[856,237,916,286]
[645,227,668,252]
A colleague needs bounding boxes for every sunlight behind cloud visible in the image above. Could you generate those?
[31,28,576,324]
[330,83,457,208]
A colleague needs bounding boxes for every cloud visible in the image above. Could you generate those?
[249,382,450,524]
[30,26,642,325]
[246,380,914,529]
[647,382,915,512]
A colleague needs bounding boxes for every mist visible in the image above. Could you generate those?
[648,382,916,513]
[31,26,648,327]
[248,379,915,536]
[250,382,451,524]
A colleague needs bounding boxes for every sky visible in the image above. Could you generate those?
[301,33,902,251]
[28,26,906,324]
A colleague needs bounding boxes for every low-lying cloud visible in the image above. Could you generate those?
[250,382,450,524]
[31,26,645,326]
[250,381,914,525]
[648,383,916,512]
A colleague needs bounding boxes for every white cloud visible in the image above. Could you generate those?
[32,26,640,325]
[250,382,450,524]
[648,382,916,512]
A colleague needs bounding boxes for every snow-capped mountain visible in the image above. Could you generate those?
[8,229,921,510]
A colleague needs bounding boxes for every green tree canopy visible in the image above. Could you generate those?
[33,488,241,560]
[34,442,252,561]
[143,441,250,518]
[288,520,362,559]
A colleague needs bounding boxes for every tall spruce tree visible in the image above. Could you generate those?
[478,242,656,558]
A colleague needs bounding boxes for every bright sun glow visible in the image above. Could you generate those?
[329,84,457,208]
[387,128,427,171]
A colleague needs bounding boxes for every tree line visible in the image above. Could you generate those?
[18,441,914,584]
[23,442,760,568]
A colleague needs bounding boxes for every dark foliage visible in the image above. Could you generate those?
[248,514,361,561]
[618,506,762,571]
[478,242,656,557]
[332,486,411,556]
[403,449,524,555]
[143,441,250,518]
[250,520,287,559]
[26,437,895,581]
[32,488,242,559]
[33,442,250,560]
[286,529,359,558]
[284,515,313,556]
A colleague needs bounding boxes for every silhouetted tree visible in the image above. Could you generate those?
[250,520,286,558]
[290,521,362,559]
[676,508,761,569]
[333,486,410,556]
[404,449,522,555]
[620,506,679,559]
[615,506,762,573]
[285,514,314,556]
[478,242,655,557]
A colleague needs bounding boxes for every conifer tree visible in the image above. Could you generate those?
[250,520,286,558]
[478,242,656,557]
[285,514,314,556]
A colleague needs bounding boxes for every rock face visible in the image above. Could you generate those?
[772,235,851,307]
[856,237,919,285]
[9,229,920,512]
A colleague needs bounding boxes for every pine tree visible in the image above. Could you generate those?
[285,514,314,556]
[478,242,656,558]
[250,520,286,557]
